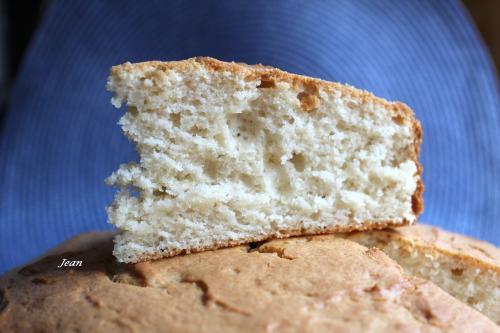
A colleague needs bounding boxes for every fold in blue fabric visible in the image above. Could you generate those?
[0,0,499,274]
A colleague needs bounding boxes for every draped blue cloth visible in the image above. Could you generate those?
[1,0,498,274]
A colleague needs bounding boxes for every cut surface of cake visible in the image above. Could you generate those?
[106,57,423,262]
[344,224,500,324]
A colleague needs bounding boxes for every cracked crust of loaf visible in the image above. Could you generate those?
[110,57,424,218]
[343,224,500,324]
[345,224,500,275]
[1,232,497,333]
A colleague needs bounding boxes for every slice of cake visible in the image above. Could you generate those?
[106,57,423,263]
[344,224,500,324]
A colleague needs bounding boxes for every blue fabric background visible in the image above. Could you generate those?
[0,0,499,274]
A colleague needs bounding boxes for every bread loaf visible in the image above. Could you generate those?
[2,232,497,332]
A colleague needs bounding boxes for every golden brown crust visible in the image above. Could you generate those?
[410,116,424,215]
[111,56,424,218]
[412,162,424,214]
[346,224,500,273]
[123,219,413,263]
[112,57,414,119]
[1,232,498,332]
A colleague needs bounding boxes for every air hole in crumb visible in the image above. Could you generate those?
[257,76,275,88]
[346,101,357,109]
[128,106,139,116]
[214,134,224,145]
[277,178,292,194]
[240,174,260,190]
[203,160,218,179]
[188,125,208,138]
[227,112,259,140]
[265,152,280,167]
[176,172,194,182]
[451,268,464,277]
[290,153,306,172]
[169,113,181,127]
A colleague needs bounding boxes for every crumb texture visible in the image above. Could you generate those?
[344,224,500,324]
[0,232,497,333]
[106,57,422,262]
